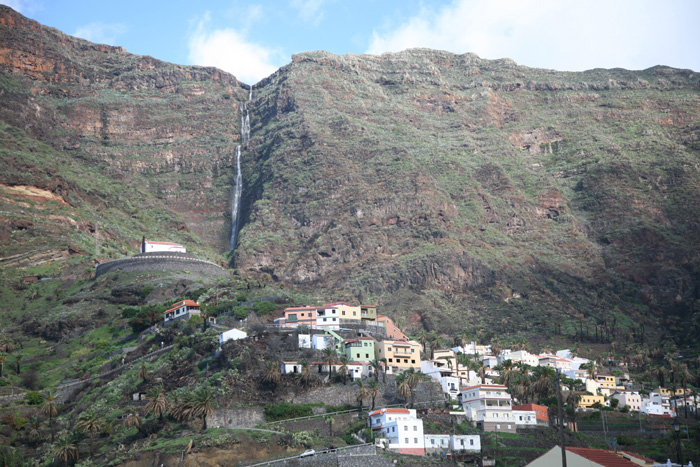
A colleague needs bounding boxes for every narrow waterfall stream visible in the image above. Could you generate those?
[229,87,252,251]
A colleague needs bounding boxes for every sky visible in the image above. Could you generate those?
[3,0,699,85]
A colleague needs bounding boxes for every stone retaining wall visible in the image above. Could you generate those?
[95,252,228,278]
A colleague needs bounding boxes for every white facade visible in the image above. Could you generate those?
[512,409,538,427]
[641,392,673,416]
[312,334,333,350]
[424,434,450,454]
[140,240,186,253]
[298,334,311,349]
[219,328,247,348]
[451,435,480,452]
[370,408,425,456]
[315,307,340,329]
[460,384,516,432]
[500,350,540,367]
[612,391,642,412]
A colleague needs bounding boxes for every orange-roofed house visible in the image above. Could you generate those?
[526,446,653,466]
[282,306,319,329]
[376,315,408,340]
[164,300,200,324]
[369,408,425,456]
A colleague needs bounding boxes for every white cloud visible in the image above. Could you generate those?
[188,12,284,84]
[73,22,127,46]
[366,0,700,72]
[290,0,326,25]
[0,0,43,15]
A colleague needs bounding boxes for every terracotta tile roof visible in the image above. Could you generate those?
[164,299,199,314]
[145,240,184,246]
[618,451,656,464]
[284,306,318,312]
[369,408,410,417]
[566,447,639,466]
[322,302,355,307]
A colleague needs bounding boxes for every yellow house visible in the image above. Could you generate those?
[432,349,472,380]
[586,375,624,396]
[376,339,422,370]
[577,394,605,409]
[322,302,362,323]
[360,304,377,326]
[657,387,686,397]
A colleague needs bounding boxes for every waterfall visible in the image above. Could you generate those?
[240,103,250,145]
[229,87,253,251]
[229,145,243,250]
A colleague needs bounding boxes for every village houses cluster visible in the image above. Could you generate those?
[161,297,694,457]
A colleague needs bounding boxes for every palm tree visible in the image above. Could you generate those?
[499,360,514,391]
[428,332,441,359]
[297,359,314,387]
[418,331,428,355]
[324,414,335,436]
[338,356,350,385]
[396,373,411,404]
[52,436,79,466]
[15,353,22,375]
[405,369,422,408]
[456,353,472,384]
[138,363,149,383]
[145,385,168,420]
[190,387,218,430]
[366,380,381,410]
[0,355,4,377]
[262,360,281,386]
[123,411,142,431]
[370,359,381,381]
[379,358,388,383]
[41,390,58,441]
[0,337,15,353]
[76,409,104,455]
[355,380,368,416]
[169,394,190,423]
[532,367,556,401]
[322,347,338,376]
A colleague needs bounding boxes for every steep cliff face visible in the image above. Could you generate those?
[237,50,700,341]
[0,5,247,267]
[2,6,699,344]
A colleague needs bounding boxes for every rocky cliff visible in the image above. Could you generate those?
[2,6,699,345]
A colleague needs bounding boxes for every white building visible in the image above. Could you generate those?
[163,300,200,324]
[641,392,673,416]
[140,239,186,253]
[460,384,516,433]
[370,408,425,456]
[611,391,642,412]
[312,334,333,350]
[423,434,481,454]
[218,328,247,348]
[500,350,540,367]
[298,334,311,349]
[512,409,538,427]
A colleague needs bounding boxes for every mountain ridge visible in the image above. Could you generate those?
[1,5,699,347]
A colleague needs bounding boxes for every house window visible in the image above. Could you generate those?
[508,425,512,429]
[342,310,346,315]
[470,439,474,445]
[496,424,501,430]
[405,438,409,444]
[460,440,464,446]
[413,426,417,431]
[431,439,435,445]
[414,438,418,444]
[411,349,414,353]
[411,360,415,364]
[389,358,393,363]
[366,354,369,358]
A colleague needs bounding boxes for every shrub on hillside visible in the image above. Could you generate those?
[24,391,43,405]
[253,301,276,316]
[263,402,316,421]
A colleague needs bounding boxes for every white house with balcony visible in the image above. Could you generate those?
[424,434,480,454]
[499,350,540,367]
[163,300,201,324]
[641,392,673,416]
[370,408,425,456]
[459,384,516,433]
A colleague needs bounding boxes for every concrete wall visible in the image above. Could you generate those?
[208,407,265,429]
[95,252,228,278]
